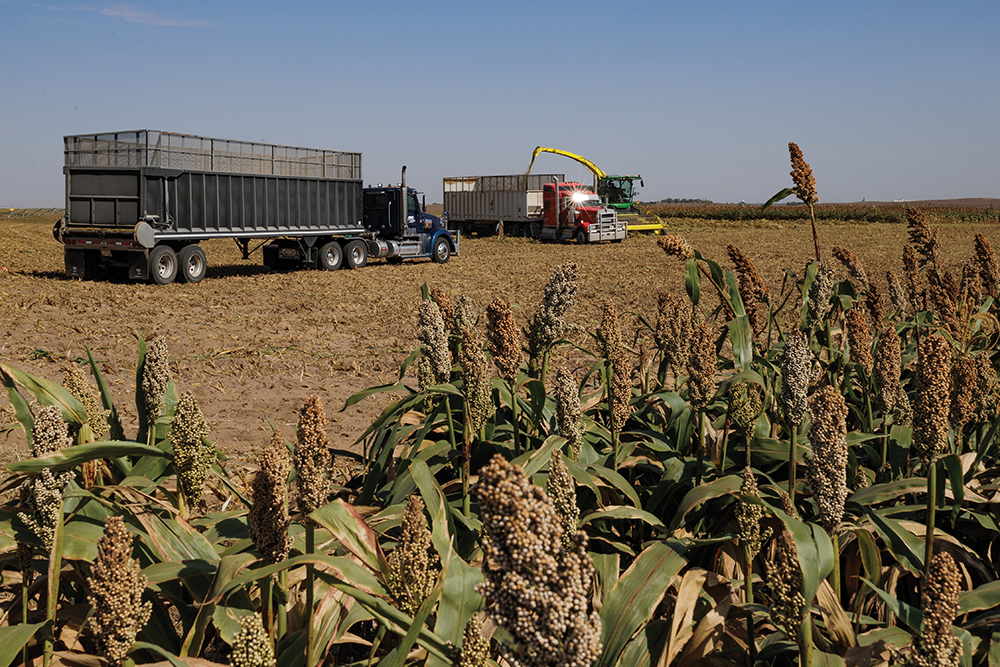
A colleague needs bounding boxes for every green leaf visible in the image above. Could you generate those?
[848,478,926,507]
[727,315,753,370]
[6,441,168,474]
[0,363,87,425]
[580,506,667,533]
[599,542,686,666]
[855,529,882,586]
[0,621,47,667]
[87,347,125,441]
[685,257,701,307]
[411,460,483,667]
[959,580,1000,615]
[669,475,741,531]
[863,508,924,575]
[941,454,965,525]
[2,372,34,448]
[762,187,796,209]
[770,504,835,607]
[343,382,411,409]
[860,577,923,632]
[310,499,388,578]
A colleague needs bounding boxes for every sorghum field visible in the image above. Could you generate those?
[3,195,1000,666]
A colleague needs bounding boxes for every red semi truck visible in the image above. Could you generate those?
[443,174,626,242]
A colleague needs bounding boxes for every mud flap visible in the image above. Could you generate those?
[65,250,87,278]
[130,251,149,281]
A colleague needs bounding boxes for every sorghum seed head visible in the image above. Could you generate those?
[654,292,691,379]
[806,263,835,329]
[548,451,579,553]
[461,327,496,434]
[454,295,477,334]
[874,325,911,425]
[778,331,811,425]
[728,245,770,304]
[806,386,849,534]
[86,516,152,667]
[418,300,452,385]
[974,233,1000,298]
[903,552,961,667]
[170,392,213,504]
[832,246,868,288]
[788,142,818,205]
[768,526,806,641]
[249,431,292,564]
[736,467,771,560]
[459,614,490,667]
[527,262,580,377]
[140,337,170,427]
[386,495,439,616]
[845,307,873,377]
[63,364,110,442]
[229,612,275,667]
[294,395,331,516]
[486,297,523,383]
[687,322,717,411]
[906,206,940,268]
[554,368,583,461]
[887,269,908,315]
[431,287,455,331]
[913,336,951,465]
[657,235,696,261]
[474,455,602,667]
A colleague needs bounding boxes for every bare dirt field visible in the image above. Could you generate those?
[2,212,998,466]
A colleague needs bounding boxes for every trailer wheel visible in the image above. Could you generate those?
[178,245,207,283]
[344,240,368,269]
[319,241,343,271]
[149,246,178,285]
[432,237,450,264]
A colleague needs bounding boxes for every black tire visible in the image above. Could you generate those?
[149,246,178,285]
[177,245,207,283]
[318,241,343,271]
[575,228,588,244]
[344,239,368,269]
[432,237,450,264]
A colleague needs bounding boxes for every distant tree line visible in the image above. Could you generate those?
[644,198,715,204]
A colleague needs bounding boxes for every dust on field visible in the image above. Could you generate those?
[2,212,997,463]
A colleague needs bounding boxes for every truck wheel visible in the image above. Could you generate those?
[344,240,368,269]
[432,237,450,264]
[575,229,588,244]
[319,241,343,271]
[149,246,178,285]
[178,245,207,283]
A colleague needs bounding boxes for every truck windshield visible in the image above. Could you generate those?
[570,192,602,206]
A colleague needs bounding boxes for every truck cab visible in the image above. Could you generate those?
[537,182,626,243]
[362,184,458,262]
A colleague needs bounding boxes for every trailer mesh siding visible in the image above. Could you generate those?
[64,130,362,236]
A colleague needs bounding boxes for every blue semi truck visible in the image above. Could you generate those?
[54,130,458,283]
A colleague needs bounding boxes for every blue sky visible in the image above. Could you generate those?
[1,1,997,205]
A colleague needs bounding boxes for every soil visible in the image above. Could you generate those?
[2,212,998,467]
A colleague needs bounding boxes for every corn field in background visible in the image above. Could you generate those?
[642,202,1000,226]
[3,156,1000,666]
